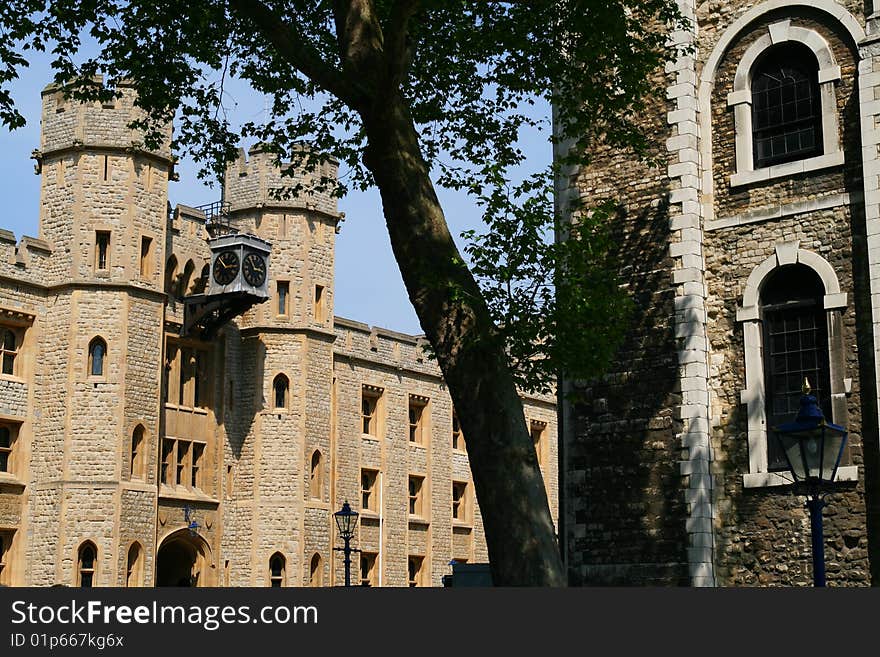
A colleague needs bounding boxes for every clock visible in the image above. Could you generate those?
[242,252,266,287]
[212,250,239,286]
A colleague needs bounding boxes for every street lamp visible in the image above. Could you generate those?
[773,380,847,587]
[333,500,360,587]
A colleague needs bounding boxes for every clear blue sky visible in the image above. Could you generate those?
[0,53,551,336]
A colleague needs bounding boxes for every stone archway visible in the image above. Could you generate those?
[155,529,212,587]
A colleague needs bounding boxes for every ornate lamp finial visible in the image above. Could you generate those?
[803,377,812,395]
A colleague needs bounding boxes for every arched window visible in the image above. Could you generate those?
[309,450,322,500]
[751,42,821,169]
[269,552,285,587]
[180,259,195,297]
[77,542,97,587]
[760,264,831,470]
[130,425,146,480]
[164,255,178,296]
[126,542,144,587]
[192,263,210,294]
[309,553,323,587]
[88,337,107,377]
[273,374,289,410]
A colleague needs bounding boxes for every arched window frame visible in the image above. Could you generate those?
[309,450,323,500]
[130,424,147,480]
[737,243,858,487]
[77,541,98,587]
[309,552,323,587]
[164,255,178,296]
[269,552,286,587]
[727,20,843,187]
[273,373,289,411]
[88,337,107,378]
[125,541,144,587]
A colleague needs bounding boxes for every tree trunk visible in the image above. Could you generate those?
[360,99,566,586]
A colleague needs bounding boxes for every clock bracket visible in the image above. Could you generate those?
[181,291,267,339]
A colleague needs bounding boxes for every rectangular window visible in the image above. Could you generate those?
[408,396,428,444]
[1,327,20,376]
[191,443,205,488]
[95,231,110,271]
[361,469,378,512]
[277,281,289,316]
[452,412,465,451]
[531,420,546,467]
[103,154,109,181]
[140,236,153,277]
[408,475,424,517]
[0,531,11,586]
[176,440,190,486]
[452,481,468,522]
[314,285,325,322]
[279,213,288,239]
[160,438,174,485]
[408,555,424,587]
[360,552,378,587]
[0,423,17,475]
[361,386,382,436]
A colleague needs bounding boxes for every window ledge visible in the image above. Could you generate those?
[360,510,380,520]
[157,485,219,505]
[0,472,25,491]
[0,375,26,385]
[742,465,859,489]
[408,442,427,450]
[730,151,844,188]
[360,433,380,442]
[452,520,472,531]
[408,516,430,527]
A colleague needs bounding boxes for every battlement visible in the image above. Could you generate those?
[223,144,340,219]
[38,78,172,163]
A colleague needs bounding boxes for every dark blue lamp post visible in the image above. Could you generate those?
[773,381,847,587]
[333,501,359,587]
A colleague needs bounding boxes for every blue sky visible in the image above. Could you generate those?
[0,53,551,336]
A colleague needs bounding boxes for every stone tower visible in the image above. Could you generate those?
[220,146,341,585]
[27,81,172,585]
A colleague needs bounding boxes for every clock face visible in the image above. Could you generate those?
[212,250,240,286]
[242,252,267,287]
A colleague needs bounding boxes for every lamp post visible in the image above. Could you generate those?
[773,381,847,587]
[333,500,359,587]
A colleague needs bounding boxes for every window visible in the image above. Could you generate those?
[761,265,831,470]
[361,386,382,436]
[95,231,110,271]
[408,396,428,444]
[130,425,146,480]
[180,260,195,297]
[269,553,286,587]
[88,337,107,377]
[531,420,546,467]
[277,281,289,316]
[102,154,110,181]
[751,43,821,169]
[310,450,323,500]
[727,23,843,187]
[314,285,325,322]
[126,543,144,587]
[737,244,854,488]
[452,412,465,451]
[0,424,17,474]
[408,555,424,587]
[408,475,424,517]
[273,374,289,410]
[77,542,97,587]
[160,437,206,489]
[452,481,469,523]
[140,236,153,278]
[361,469,378,512]
[165,255,178,295]
[1,328,18,376]
[360,552,378,587]
[309,553,322,586]
[0,531,11,585]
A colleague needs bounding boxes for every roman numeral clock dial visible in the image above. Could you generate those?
[212,250,239,286]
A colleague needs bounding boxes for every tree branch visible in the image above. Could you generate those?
[228,0,365,107]
[332,0,385,103]
[384,0,419,89]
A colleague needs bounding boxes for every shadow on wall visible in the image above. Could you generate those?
[567,197,690,586]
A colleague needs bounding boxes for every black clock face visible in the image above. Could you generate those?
[242,252,266,287]
[213,250,240,286]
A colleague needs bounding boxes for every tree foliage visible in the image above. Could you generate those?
[0,0,686,585]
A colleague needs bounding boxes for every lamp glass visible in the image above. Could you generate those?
[334,501,359,537]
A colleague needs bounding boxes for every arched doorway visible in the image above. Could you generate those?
[155,530,212,587]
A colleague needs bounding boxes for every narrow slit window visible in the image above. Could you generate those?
[78,543,97,587]
[277,281,289,316]
[269,553,286,587]
[88,337,107,377]
[95,231,110,271]
[1,329,17,376]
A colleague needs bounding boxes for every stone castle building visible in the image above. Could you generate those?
[0,82,557,587]
[560,0,880,586]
